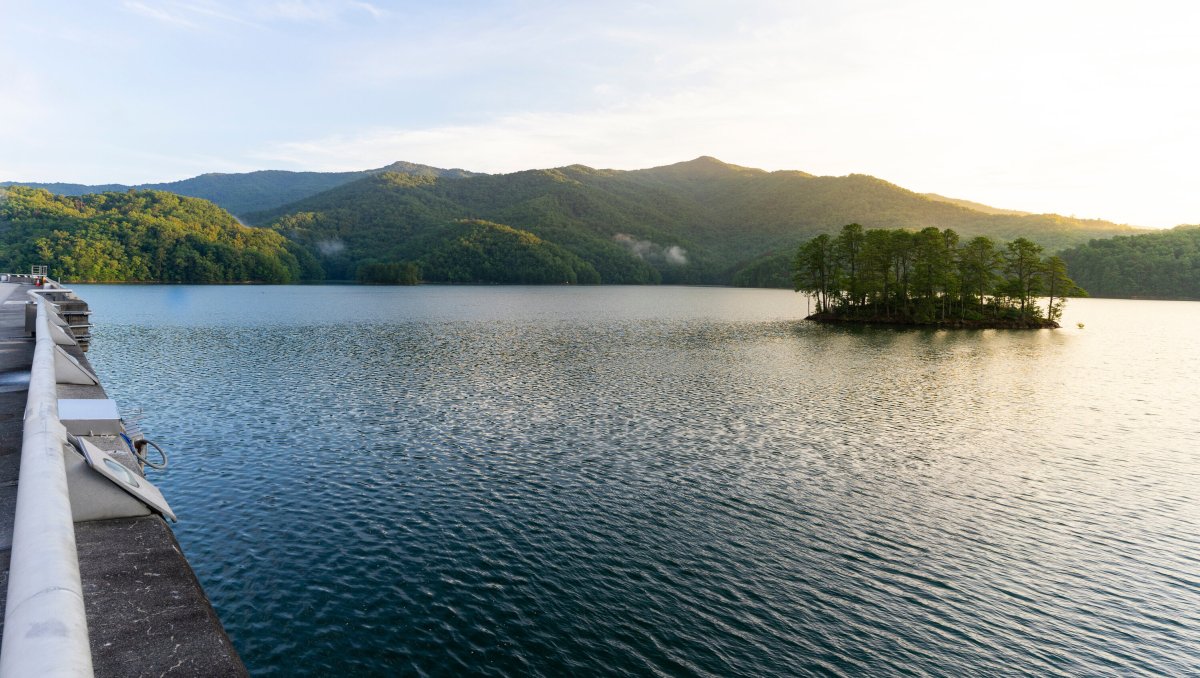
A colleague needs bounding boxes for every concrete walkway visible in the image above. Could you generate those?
[0,283,35,612]
[0,283,247,677]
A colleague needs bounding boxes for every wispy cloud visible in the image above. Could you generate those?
[177,1,264,27]
[121,0,266,29]
[252,72,818,176]
[122,1,199,28]
[348,1,384,18]
[255,0,385,23]
[253,104,709,174]
[121,0,381,29]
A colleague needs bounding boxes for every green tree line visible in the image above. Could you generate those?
[793,224,1085,325]
[0,187,320,283]
[351,220,602,285]
[416,220,601,284]
[1059,226,1200,299]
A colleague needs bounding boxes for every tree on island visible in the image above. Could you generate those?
[958,236,1003,319]
[1002,237,1045,322]
[792,224,1086,328]
[795,233,837,312]
[1042,255,1085,322]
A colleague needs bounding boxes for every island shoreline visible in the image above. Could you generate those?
[806,312,1059,330]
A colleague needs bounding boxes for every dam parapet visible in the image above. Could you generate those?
[0,277,246,677]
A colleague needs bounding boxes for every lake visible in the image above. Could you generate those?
[73,285,1200,676]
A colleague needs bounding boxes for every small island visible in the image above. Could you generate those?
[793,224,1085,329]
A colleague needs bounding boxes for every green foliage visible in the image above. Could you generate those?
[1002,237,1045,321]
[793,225,1085,325]
[1059,226,1200,299]
[418,221,601,284]
[6,157,1151,288]
[731,251,793,287]
[247,156,1142,287]
[357,261,420,284]
[0,186,318,283]
[792,233,837,311]
[1042,255,1086,321]
[256,172,658,284]
[959,236,1003,310]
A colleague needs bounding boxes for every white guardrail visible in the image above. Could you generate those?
[0,291,94,676]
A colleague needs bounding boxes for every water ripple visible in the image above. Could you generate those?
[71,285,1200,677]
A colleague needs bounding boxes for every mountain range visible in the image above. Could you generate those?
[2,156,1153,287]
[248,156,1145,285]
[1,161,479,217]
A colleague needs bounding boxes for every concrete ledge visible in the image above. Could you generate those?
[76,515,247,678]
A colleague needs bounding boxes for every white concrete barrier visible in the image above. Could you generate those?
[0,294,94,677]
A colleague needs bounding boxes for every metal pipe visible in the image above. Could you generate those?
[0,294,94,676]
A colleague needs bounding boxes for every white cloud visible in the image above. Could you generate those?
[178,1,265,27]
[120,0,381,28]
[254,100,722,174]
[121,1,199,27]
[347,1,383,18]
[120,0,269,29]
[255,0,385,23]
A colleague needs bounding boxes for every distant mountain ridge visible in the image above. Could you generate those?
[5,155,1157,288]
[246,156,1147,285]
[1,161,481,216]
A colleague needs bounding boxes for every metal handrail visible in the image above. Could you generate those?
[0,294,94,676]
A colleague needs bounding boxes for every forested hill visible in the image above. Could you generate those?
[1,161,479,217]
[4,156,1161,289]
[1059,226,1200,299]
[251,156,1145,285]
[0,186,319,282]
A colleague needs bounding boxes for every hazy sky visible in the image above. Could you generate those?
[3,0,1197,227]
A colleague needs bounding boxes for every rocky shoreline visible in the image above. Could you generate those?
[806,312,1059,329]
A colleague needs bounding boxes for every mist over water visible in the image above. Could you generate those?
[75,285,1200,676]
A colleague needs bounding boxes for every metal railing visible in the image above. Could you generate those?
[0,292,94,676]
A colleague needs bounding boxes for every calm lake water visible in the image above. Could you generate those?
[74,285,1199,676]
